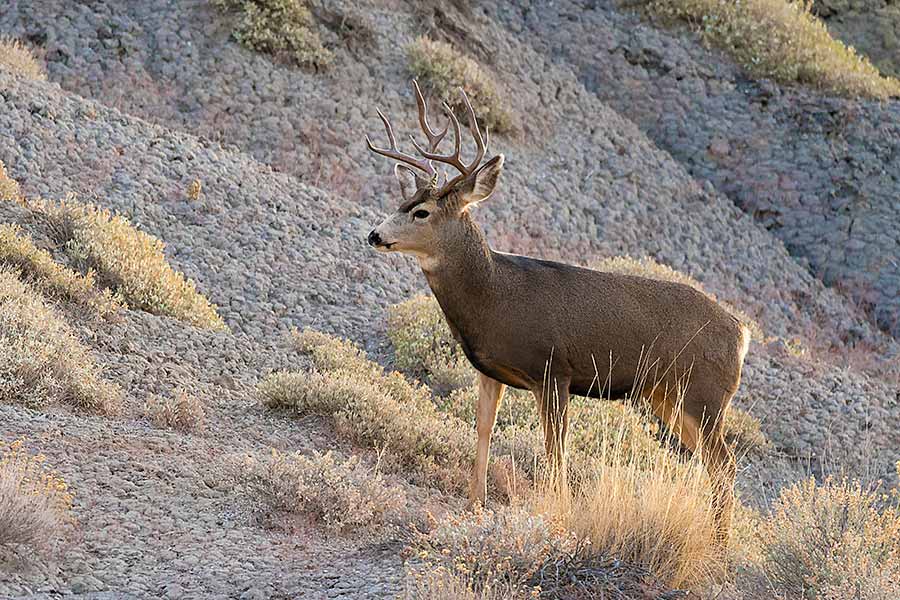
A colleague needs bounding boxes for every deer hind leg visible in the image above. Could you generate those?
[644,386,735,547]
[533,376,571,497]
[468,373,506,508]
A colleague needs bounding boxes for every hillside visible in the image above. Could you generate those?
[1,0,899,598]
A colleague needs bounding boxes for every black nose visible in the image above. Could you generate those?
[367,230,381,247]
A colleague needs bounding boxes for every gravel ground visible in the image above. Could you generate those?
[501,0,900,336]
[1,0,899,597]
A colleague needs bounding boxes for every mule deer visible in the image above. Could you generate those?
[365,81,750,543]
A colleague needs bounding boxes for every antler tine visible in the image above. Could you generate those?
[411,101,466,174]
[458,87,486,172]
[365,107,436,178]
[412,80,449,152]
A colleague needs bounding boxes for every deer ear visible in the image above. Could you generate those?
[395,164,434,200]
[460,154,504,206]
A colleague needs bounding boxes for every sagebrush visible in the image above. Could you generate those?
[144,389,206,432]
[0,160,21,202]
[237,449,403,531]
[0,267,122,413]
[0,37,47,81]
[648,0,900,99]
[28,196,226,330]
[213,0,332,67]
[0,440,73,551]
[407,36,514,134]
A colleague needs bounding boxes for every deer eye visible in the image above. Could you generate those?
[413,209,430,220]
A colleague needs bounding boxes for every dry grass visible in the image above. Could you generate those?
[0,37,47,81]
[28,196,226,330]
[648,0,900,99]
[258,329,474,492]
[724,406,771,456]
[237,449,403,532]
[144,389,206,432]
[212,0,332,68]
[0,223,122,318]
[0,160,22,202]
[592,255,764,341]
[0,267,122,414]
[746,476,900,599]
[0,440,73,551]
[407,36,515,134]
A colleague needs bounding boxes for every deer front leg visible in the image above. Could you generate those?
[468,373,506,508]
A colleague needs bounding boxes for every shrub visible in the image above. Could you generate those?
[753,476,900,599]
[724,406,771,457]
[0,440,73,551]
[0,37,47,81]
[29,196,226,330]
[212,0,332,68]
[0,223,121,318]
[0,267,122,414]
[144,389,205,432]
[388,294,472,392]
[260,330,474,492]
[407,36,515,134]
[0,160,21,202]
[236,449,403,532]
[592,255,764,341]
[647,0,900,99]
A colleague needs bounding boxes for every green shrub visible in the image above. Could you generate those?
[213,0,332,68]
[407,36,515,134]
[647,0,900,99]
[29,196,226,330]
[0,267,121,414]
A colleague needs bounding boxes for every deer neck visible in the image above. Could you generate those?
[419,215,495,341]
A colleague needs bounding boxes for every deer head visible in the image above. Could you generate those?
[365,81,504,266]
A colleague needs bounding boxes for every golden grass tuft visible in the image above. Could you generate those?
[0,267,122,414]
[749,476,900,599]
[724,406,771,456]
[144,389,206,432]
[648,0,900,99]
[212,0,332,68]
[0,223,122,318]
[0,160,22,202]
[407,36,515,134]
[29,196,226,330]
[592,255,764,341]
[237,449,403,532]
[0,37,47,81]
[259,329,474,492]
[0,440,73,551]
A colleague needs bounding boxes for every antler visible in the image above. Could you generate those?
[410,87,488,192]
[366,81,489,197]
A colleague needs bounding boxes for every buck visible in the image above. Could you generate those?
[365,81,750,543]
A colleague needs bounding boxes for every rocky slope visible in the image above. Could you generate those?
[1,0,899,597]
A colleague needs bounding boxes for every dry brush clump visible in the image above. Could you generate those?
[724,406,771,457]
[144,389,206,432]
[647,0,900,99]
[0,223,122,318]
[0,440,73,552]
[258,329,475,492]
[407,36,515,134]
[236,449,404,532]
[0,267,122,414]
[0,160,22,202]
[0,37,47,81]
[744,476,900,599]
[212,0,332,68]
[27,196,226,330]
